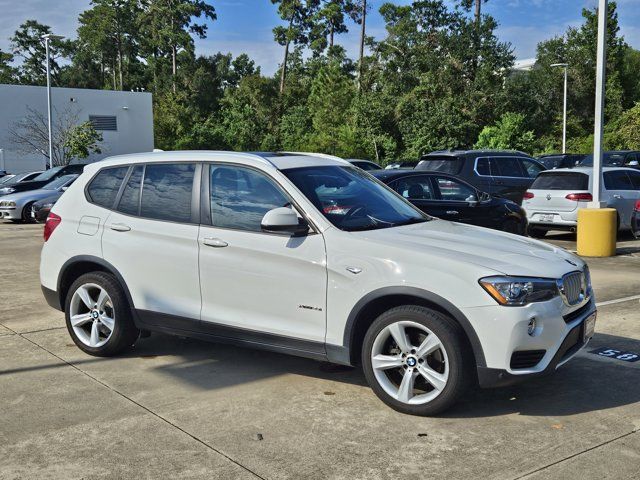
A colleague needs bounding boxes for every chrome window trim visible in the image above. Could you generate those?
[473,156,538,180]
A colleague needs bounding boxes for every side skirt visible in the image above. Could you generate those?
[135,309,330,363]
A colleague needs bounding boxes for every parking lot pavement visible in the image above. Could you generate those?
[1,221,640,480]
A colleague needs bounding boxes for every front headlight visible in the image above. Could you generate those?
[0,201,16,207]
[479,276,559,306]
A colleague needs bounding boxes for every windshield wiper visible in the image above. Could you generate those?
[392,217,430,227]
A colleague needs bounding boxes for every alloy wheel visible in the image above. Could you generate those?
[371,320,449,405]
[69,283,115,348]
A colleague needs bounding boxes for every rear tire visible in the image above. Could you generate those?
[528,227,548,238]
[362,305,471,416]
[65,272,139,357]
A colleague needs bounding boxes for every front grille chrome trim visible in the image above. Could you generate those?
[557,270,590,307]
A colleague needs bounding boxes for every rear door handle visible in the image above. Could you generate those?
[612,194,623,199]
[446,210,459,215]
[110,223,131,232]
[203,237,228,248]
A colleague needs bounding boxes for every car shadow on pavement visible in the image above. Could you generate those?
[114,330,640,418]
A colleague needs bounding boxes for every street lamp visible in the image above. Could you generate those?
[551,63,568,154]
[41,33,64,170]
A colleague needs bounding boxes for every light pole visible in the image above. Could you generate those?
[41,33,64,170]
[551,63,568,154]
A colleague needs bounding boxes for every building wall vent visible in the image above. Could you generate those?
[89,115,118,131]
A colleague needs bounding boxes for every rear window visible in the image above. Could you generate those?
[87,167,129,208]
[530,172,589,190]
[140,163,195,223]
[417,156,464,174]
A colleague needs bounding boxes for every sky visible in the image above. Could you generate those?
[1,0,639,76]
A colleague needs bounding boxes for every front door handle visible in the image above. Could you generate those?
[203,237,228,248]
[446,210,459,215]
[110,223,131,232]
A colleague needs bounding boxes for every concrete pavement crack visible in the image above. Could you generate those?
[512,428,640,479]
[7,326,267,480]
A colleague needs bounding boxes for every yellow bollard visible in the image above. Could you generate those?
[576,208,617,257]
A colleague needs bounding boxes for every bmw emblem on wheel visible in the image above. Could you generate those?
[546,193,552,200]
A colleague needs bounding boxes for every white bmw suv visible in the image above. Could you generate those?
[40,152,597,415]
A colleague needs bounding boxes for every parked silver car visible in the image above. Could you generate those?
[523,167,640,237]
[0,174,78,222]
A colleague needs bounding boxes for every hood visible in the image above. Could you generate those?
[2,180,47,193]
[1,188,57,204]
[356,219,584,278]
[34,193,62,206]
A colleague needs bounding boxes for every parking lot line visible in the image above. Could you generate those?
[596,294,640,307]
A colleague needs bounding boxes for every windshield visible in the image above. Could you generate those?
[3,173,30,185]
[282,166,429,232]
[33,166,64,182]
[416,156,464,174]
[43,174,77,190]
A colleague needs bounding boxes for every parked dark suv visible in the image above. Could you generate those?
[579,151,640,170]
[416,150,545,204]
[538,153,586,170]
[2,164,89,195]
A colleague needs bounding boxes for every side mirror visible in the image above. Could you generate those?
[261,207,309,236]
[61,186,68,191]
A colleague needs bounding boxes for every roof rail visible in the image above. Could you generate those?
[280,151,346,162]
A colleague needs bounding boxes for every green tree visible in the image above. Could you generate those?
[474,112,535,153]
[0,49,17,83]
[272,0,320,94]
[76,0,141,91]
[65,122,103,159]
[10,20,74,85]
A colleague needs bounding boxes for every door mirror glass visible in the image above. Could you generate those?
[261,207,309,236]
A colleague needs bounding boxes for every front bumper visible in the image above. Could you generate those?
[0,207,19,219]
[477,310,594,387]
[462,295,596,388]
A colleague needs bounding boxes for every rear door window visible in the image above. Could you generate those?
[475,158,491,176]
[417,156,464,174]
[87,166,129,208]
[604,171,634,190]
[140,163,196,223]
[628,171,640,189]
[531,172,589,190]
[492,157,525,177]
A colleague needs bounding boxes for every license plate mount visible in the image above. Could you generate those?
[539,214,554,223]
[583,313,596,342]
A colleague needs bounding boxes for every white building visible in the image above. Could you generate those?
[0,84,154,174]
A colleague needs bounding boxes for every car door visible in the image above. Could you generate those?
[198,163,327,345]
[101,162,202,322]
[490,157,530,203]
[603,170,637,228]
[431,176,480,225]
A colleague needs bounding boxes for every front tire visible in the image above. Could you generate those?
[21,202,35,223]
[362,305,471,416]
[528,227,548,238]
[65,272,139,356]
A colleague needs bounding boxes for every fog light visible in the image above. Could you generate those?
[527,318,537,336]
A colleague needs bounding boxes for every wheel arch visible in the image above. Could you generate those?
[337,287,486,368]
[57,255,136,315]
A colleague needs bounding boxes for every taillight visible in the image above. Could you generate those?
[635,200,640,212]
[565,193,593,201]
[523,191,534,200]
[44,213,61,242]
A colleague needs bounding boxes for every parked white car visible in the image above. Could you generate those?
[524,167,640,237]
[0,174,78,222]
[40,152,596,415]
